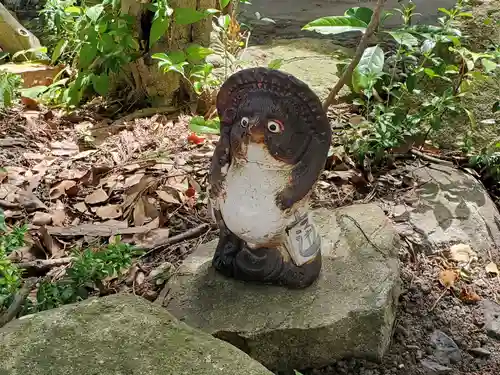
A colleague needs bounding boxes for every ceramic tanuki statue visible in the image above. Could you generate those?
[208,67,332,289]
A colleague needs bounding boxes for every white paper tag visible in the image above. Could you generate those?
[285,212,321,266]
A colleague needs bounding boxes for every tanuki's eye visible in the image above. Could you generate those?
[240,117,249,128]
[267,120,283,133]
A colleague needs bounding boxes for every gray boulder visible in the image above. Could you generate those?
[0,294,274,375]
[392,163,500,256]
[164,204,401,371]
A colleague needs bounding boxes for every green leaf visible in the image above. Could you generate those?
[19,85,48,99]
[458,12,473,18]
[481,58,497,73]
[185,44,214,62]
[64,6,81,14]
[149,16,170,47]
[169,51,187,64]
[386,31,419,47]
[493,101,500,113]
[351,45,384,93]
[189,116,220,135]
[193,81,203,95]
[302,16,367,35]
[423,68,439,78]
[268,58,283,70]
[420,39,436,54]
[463,108,476,129]
[438,7,452,16]
[78,43,97,69]
[217,14,231,29]
[92,73,109,96]
[175,8,214,25]
[357,45,385,75]
[406,74,416,92]
[219,0,231,9]
[86,4,104,23]
[344,7,373,24]
[51,39,68,64]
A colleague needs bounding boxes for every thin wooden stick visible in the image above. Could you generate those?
[410,148,455,167]
[141,223,217,257]
[0,277,40,328]
[322,0,386,111]
[13,257,73,270]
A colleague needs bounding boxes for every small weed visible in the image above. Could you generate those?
[0,209,25,310]
[304,0,499,164]
[35,238,143,312]
[0,71,23,110]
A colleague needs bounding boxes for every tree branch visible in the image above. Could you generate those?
[322,0,386,111]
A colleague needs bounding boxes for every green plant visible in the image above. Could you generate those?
[0,71,23,110]
[35,238,143,312]
[152,44,220,96]
[0,210,24,310]
[188,115,221,134]
[304,1,499,163]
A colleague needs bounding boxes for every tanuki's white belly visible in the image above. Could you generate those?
[219,144,293,246]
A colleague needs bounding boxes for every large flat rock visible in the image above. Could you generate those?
[392,163,500,256]
[0,294,273,375]
[164,204,401,371]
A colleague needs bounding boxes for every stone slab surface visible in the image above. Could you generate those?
[392,164,500,256]
[240,0,457,37]
[164,203,401,371]
[238,38,345,101]
[0,294,273,375]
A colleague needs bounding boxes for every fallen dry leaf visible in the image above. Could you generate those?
[50,140,79,156]
[133,198,147,227]
[39,226,65,258]
[134,227,169,249]
[156,189,181,204]
[96,204,123,220]
[485,262,499,276]
[123,173,145,189]
[135,271,146,286]
[16,190,48,212]
[32,212,52,226]
[58,169,88,180]
[74,202,88,213]
[84,188,109,204]
[49,180,77,199]
[459,286,481,304]
[51,204,66,227]
[439,269,458,288]
[72,150,97,160]
[449,243,477,264]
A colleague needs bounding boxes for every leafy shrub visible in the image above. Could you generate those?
[0,71,23,110]
[35,238,143,312]
[0,210,24,310]
[304,0,499,163]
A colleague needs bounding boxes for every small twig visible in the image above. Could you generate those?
[0,277,40,328]
[110,106,177,127]
[430,288,449,312]
[0,200,20,209]
[13,257,73,270]
[410,148,454,167]
[140,223,217,257]
[322,0,386,110]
